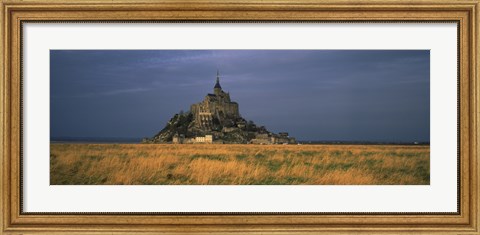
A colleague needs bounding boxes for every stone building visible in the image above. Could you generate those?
[190,70,240,129]
[250,133,271,144]
[172,133,184,144]
[250,132,297,145]
[194,135,213,144]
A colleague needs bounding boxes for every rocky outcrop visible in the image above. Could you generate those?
[143,111,276,144]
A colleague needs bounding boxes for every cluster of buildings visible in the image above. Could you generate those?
[172,133,213,144]
[250,132,297,145]
[172,132,296,145]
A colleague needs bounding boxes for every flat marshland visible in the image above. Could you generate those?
[50,143,429,185]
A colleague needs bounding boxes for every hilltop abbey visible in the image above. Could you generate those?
[144,71,296,144]
[190,71,241,130]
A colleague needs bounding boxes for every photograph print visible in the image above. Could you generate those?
[50,50,430,185]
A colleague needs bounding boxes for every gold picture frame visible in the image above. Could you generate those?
[1,0,478,234]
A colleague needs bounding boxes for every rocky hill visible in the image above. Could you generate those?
[143,111,272,144]
[143,71,296,144]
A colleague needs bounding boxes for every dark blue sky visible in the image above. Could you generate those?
[50,50,430,142]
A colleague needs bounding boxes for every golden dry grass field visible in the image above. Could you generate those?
[50,143,429,185]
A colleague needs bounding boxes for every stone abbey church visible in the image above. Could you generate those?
[144,71,296,144]
[190,71,241,130]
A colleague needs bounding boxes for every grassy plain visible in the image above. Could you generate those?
[50,143,429,185]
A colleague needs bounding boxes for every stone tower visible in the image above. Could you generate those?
[214,70,222,96]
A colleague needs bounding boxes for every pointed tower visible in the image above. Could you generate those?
[214,69,222,95]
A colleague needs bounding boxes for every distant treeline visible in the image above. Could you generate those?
[297,141,430,145]
[51,137,142,144]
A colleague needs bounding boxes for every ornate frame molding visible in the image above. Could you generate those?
[1,0,478,234]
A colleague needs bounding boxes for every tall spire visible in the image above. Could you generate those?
[214,69,222,89]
